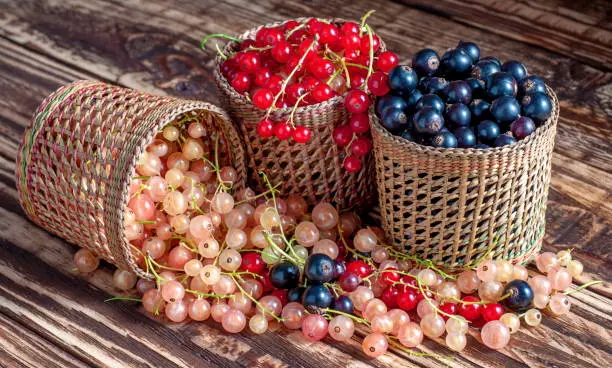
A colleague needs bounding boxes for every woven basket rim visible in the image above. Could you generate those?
[370,86,559,157]
[213,17,384,122]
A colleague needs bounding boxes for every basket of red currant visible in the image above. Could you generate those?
[210,14,396,210]
[370,41,559,272]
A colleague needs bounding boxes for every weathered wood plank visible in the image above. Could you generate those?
[396,0,612,70]
[0,313,91,368]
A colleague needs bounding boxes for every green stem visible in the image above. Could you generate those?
[231,274,283,322]
[564,280,602,295]
[359,10,376,36]
[201,33,241,50]
[104,297,142,303]
[322,308,370,326]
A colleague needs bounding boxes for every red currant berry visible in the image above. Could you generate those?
[230,72,251,93]
[307,18,323,34]
[302,76,320,91]
[286,83,306,105]
[253,68,271,87]
[275,99,288,109]
[339,272,361,292]
[459,296,482,322]
[397,288,418,311]
[350,74,366,90]
[298,37,320,59]
[349,113,370,133]
[283,20,299,32]
[270,289,288,306]
[319,24,340,45]
[439,302,458,321]
[274,122,293,140]
[344,155,361,172]
[381,267,400,285]
[345,260,372,278]
[240,252,266,274]
[285,56,305,76]
[381,286,399,308]
[341,32,361,51]
[240,39,256,51]
[415,289,434,302]
[341,22,360,35]
[238,51,261,73]
[360,34,381,55]
[220,59,237,78]
[256,119,275,138]
[332,124,353,146]
[255,27,270,46]
[376,51,399,73]
[482,303,504,322]
[271,41,292,63]
[263,28,283,46]
[312,83,334,103]
[260,272,274,292]
[309,57,335,80]
[367,71,390,96]
[350,136,371,157]
[253,88,274,109]
[260,57,277,71]
[292,126,311,143]
[265,75,283,95]
[288,29,307,43]
[344,90,371,114]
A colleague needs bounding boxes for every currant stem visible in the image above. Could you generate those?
[201,33,241,50]
[104,297,142,303]
[564,280,602,295]
[230,274,284,322]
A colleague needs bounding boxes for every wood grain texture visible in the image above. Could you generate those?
[0,0,610,367]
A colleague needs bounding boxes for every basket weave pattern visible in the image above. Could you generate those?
[371,88,559,271]
[214,18,380,210]
[16,81,246,277]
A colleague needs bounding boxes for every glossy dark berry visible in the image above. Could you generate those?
[411,48,440,76]
[417,94,445,114]
[470,99,491,122]
[482,303,504,322]
[332,295,354,314]
[287,287,306,303]
[480,56,501,68]
[471,60,500,81]
[459,296,482,321]
[304,253,335,283]
[494,133,517,147]
[333,260,346,278]
[453,127,476,148]
[432,131,458,148]
[269,261,300,289]
[339,272,361,292]
[440,48,473,77]
[501,60,528,82]
[511,116,536,139]
[519,75,547,96]
[457,41,480,63]
[413,106,445,135]
[419,77,449,95]
[399,129,414,141]
[388,65,419,92]
[502,280,534,311]
[491,96,521,124]
[376,95,407,116]
[381,108,410,133]
[476,120,501,144]
[465,77,485,100]
[404,90,424,111]
[302,285,333,308]
[522,92,552,122]
[473,143,490,149]
[444,80,472,105]
[445,103,471,127]
[486,72,517,99]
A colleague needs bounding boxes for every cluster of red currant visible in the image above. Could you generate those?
[213,13,399,172]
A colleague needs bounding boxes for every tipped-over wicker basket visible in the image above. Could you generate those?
[16,81,247,278]
[371,88,559,272]
[214,18,382,211]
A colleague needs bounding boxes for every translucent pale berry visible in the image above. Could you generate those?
[481,320,510,349]
[362,333,388,358]
[328,315,355,342]
[301,314,328,341]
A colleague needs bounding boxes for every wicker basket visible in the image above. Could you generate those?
[214,18,382,211]
[371,88,559,272]
[16,81,247,278]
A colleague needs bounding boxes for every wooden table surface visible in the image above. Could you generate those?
[0,0,610,367]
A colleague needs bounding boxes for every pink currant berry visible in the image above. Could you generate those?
[332,124,353,146]
[349,113,370,133]
[344,90,371,114]
[344,155,361,172]
[274,122,293,140]
[292,126,311,143]
[257,119,275,138]
[253,89,274,110]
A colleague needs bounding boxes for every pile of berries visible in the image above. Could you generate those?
[72,113,588,358]
[214,14,398,172]
[375,41,553,148]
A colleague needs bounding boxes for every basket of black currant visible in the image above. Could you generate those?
[369,41,559,271]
